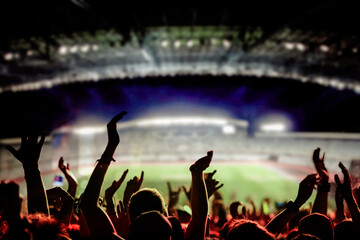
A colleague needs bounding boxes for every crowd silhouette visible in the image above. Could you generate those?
[1,111,360,240]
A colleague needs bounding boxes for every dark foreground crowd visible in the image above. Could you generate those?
[1,112,359,240]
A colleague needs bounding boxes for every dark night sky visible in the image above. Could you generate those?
[1,75,359,138]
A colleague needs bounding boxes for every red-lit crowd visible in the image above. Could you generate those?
[1,112,359,240]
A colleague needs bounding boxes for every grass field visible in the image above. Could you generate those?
[35,161,319,212]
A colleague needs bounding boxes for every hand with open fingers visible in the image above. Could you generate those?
[58,157,69,173]
[167,181,181,210]
[182,185,192,202]
[5,135,45,166]
[230,201,242,219]
[123,171,144,207]
[294,174,317,207]
[190,150,213,172]
[204,170,224,198]
[102,111,127,160]
[105,169,129,205]
[313,148,329,182]
[335,162,353,199]
[115,200,131,237]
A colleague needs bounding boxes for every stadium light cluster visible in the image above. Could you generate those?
[136,117,228,127]
[260,123,286,132]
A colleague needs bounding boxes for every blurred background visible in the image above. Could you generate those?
[1,0,360,209]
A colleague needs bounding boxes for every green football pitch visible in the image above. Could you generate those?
[40,162,320,212]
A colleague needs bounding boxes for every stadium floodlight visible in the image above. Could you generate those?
[91,44,99,51]
[161,40,169,48]
[58,46,68,55]
[73,126,106,135]
[187,40,194,48]
[136,117,228,127]
[174,40,182,49]
[3,53,14,61]
[69,45,79,53]
[295,43,306,52]
[284,42,295,50]
[256,113,293,133]
[260,123,286,132]
[222,125,236,135]
[320,44,330,52]
[80,44,90,52]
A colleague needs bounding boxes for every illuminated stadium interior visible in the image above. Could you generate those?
[1,1,360,209]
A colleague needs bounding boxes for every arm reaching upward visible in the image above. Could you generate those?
[204,170,224,199]
[123,171,144,210]
[266,174,317,236]
[58,157,78,198]
[79,111,127,239]
[335,162,360,229]
[185,150,213,240]
[104,169,129,237]
[311,148,330,215]
[5,135,49,215]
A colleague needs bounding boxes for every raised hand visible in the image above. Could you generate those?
[335,183,345,223]
[294,174,317,208]
[5,135,48,215]
[58,156,69,172]
[266,174,317,236]
[115,200,131,238]
[167,181,181,213]
[5,135,45,166]
[182,185,192,202]
[312,148,330,214]
[102,111,127,160]
[335,162,353,199]
[313,148,329,182]
[105,169,129,206]
[185,151,213,240]
[204,170,224,198]
[123,171,144,209]
[335,162,360,229]
[190,150,213,172]
[230,201,242,219]
[58,157,78,197]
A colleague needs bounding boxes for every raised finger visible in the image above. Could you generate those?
[334,174,342,186]
[208,170,217,178]
[167,182,172,192]
[118,169,129,184]
[139,171,144,183]
[215,183,224,191]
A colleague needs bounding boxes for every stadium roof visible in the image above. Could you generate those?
[1,1,360,92]
[1,1,360,137]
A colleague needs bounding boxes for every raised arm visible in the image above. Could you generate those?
[266,174,317,236]
[167,181,182,215]
[204,170,224,199]
[185,150,213,240]
[123,171,144,210]
[311,148,330,215]
[79,111,127,239]
[5,135,49,215]
[58,157,78,198]
[334,183,346,223]
[335,162,360,228]
[104,169,129,236]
